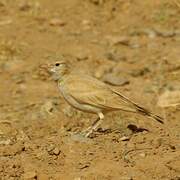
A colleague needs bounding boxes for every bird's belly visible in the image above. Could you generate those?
[59,89,100,114]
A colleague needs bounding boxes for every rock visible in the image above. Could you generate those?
[2,60,26,72]
[153,27,175,38]
[70,134,92,143]
[120,136,130,141]
[82,19,91,30]
[49,18,66,26]
[11,74,25,84]
[139,153,146,158]
[157,90,180,108]
[129,27,176,38]
[166,159,180,172]
[0,139,11,145]
[74,178,81,180]
[19,2,31,11]
[23,171,37,179]
[105,50,127,62]
[47,145,61,156]
[53,147,61,155]
[0,1,5,7]
[89,0,105,5]
[41,100,54,115]
[129,67,150,77]
[46,144,55,153]
[106,35,130,46]
[63,106,78,118]
[82,20,91,26]
[40,98,59,117]
[103,73,129,86]
[75,51,88,61]
[129,28,157,39]
[94,62,114,79]
[35,63,51,81]
[0,19,12,26]
[142,29,157,39]
[77,162,90,169]
[129,42,141,49]
[38,174,49,180]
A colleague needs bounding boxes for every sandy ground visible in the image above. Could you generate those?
[0,0,180,179]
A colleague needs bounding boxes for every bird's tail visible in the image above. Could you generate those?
[135,105,164,124]
[113,91,164,124]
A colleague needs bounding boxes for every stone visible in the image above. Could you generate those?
[105,51,127,62]
[23,171,37,179]
[106,35,130,46]
[53,147,61,155]
[154,27,175,37]
[120,136,130,141]
[157,90,180,107]
[103,73,129,86]
[49,18,66,26]
[139,153,146,158]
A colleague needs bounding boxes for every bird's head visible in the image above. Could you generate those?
[49,61,69,80]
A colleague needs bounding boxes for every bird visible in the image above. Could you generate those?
[48,61,164,137]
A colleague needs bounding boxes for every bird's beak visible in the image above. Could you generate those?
[39,63,54,75]
[49,67,56,73]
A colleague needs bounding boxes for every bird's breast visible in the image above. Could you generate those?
[58,85,101,114]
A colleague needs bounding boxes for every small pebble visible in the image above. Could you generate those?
[70,134,92,143]
[38,174,49,180]
[49,18,66,26]
[90,0,104,5]
[129,67,150,77]
[19,2,31,11]
[105,51,127,62]
[139,153,146,158]
[23,171,37,179]
[106,35,130,46]
[103,73,129,86]
[76,52,88,61]
[154,27,175,38]
[120,136,130,141]
[53,147,61,155]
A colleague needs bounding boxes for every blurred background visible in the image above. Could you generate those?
[0,0,180,179]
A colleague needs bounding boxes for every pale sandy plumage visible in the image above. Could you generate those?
[49,61,163,137]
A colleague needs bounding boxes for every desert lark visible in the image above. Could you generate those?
[49,61,163,137]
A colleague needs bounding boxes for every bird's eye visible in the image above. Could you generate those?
[55,63,60,66]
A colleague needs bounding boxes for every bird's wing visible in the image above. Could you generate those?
[62,74,136,112]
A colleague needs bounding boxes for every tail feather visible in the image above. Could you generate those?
[136,105,164,124]
[113,90,164,124]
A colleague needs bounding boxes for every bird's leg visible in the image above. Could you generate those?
[85,112,104,137]
[85,117,100,131]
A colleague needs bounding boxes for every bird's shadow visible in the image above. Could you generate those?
[96,124,149,135]
[86,124,150,139]
[127,124,149,133]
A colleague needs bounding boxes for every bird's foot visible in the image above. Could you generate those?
[81,126,94,138]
